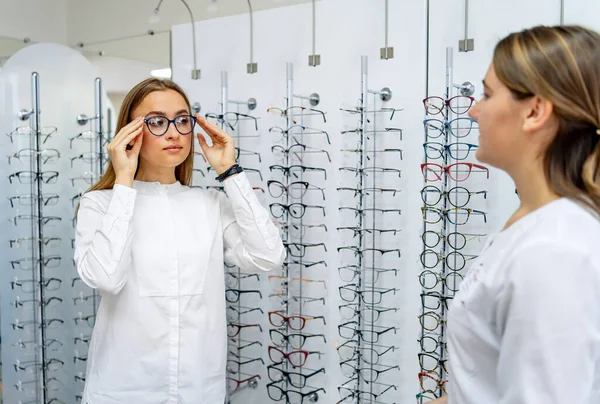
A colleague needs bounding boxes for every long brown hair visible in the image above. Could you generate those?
[493,25,600,214]
[87,77,194,194]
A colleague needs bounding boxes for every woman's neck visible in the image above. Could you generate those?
[505,161,561,230]
[135,165,177,184]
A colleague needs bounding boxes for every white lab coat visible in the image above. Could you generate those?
[448,198,600,404]
[74,173,285,404]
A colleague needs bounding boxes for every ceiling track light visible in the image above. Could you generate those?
[150,0,201,79]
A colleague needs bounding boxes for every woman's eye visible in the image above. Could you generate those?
[176,116,190,125]
[148,117,166,127]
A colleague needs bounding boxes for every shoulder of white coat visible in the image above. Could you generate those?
[531,198,600,254]
[79,188,115,211]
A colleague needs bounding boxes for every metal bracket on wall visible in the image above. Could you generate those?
[308,54,321,67]
[247,62,258,74]
[308,0,321,66]
[246,0,258,73]
[453,81,475,96]
[380,0,394,59]
[458,0,475,52]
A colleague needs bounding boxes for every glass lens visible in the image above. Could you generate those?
[287,316,305,331]
[226,325,239,337]
[447,143,476,160]
[424,143,444,160]
[268,366,285,382]
[420,335,441,353]
[225,290,239,303]
[420,251,440,270]
[272,146,285,161]
[174,115,194,134]
[361,292,382,305]
[15,172,35,184]
[447,232,467,250]
[269,346,284,363]
[447,187,470,208]
[420,313,440,331]
[419,270,440,289]
[448,96,473,115]
[421,186,442,206]
[449,117,477,138]
[268,182,285,198]
[358,368,377,382]
[339,287,358,302]
[340,362,356,378]
[419,354,440,372]
[146,116,168,135]
[421,293,442,310]
[338,325,356,339]
[287,334,305,350]
[445,209,469,225]
[338,304,357,320]
[270,204,285,218]
[287,204,305,219]
[422,164,442,182]
[446,252,467,272]
[338,341,357,361]
[446,164,471,182]
[423,119,444,138]
[286,390,303,404]
[288,372,306,389]
[422,231,441,248]
[287,351,306,367]
[288,182,308,199]
[360,307,380,323]
[46,279,61,291]
[445,271,463,292]
[267,384,284,401]
[338,267,358,283]
[424,97,444,115]
[269,312,285,327]
[270,330,286,347]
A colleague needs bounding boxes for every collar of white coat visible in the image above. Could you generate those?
[133,179,185,194]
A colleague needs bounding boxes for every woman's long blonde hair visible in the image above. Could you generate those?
[493,25,600,214]
[88,77,194,194]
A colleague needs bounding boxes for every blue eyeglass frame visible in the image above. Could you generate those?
[143,115,197,136]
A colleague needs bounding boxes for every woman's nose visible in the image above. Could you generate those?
[164,124,181,140]
[468,102,478,120]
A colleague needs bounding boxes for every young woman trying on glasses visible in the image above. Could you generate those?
[73,78,285,404]
[430,25,600,404]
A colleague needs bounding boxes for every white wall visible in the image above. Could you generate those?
[171,1,600,404]
[0,0,68,43]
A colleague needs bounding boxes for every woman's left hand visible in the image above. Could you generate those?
[195,114,237,175]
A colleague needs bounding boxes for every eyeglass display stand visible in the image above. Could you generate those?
[337,55,401,404]
[267,62,325,403]
[217,71,263,404]
[417,46,480,402]
[0,44,116,404]
[71,77,110,401]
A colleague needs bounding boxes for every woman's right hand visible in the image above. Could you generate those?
[107,116,144,187]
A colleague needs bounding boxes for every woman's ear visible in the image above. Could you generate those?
[522,96,555,135]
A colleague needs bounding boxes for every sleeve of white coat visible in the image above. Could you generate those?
[219,172,285,272]
[74,185,137,295]
[495,241,600,404]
